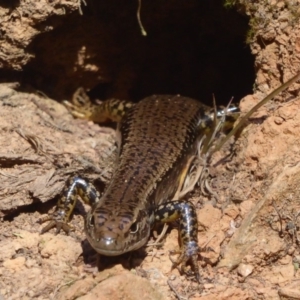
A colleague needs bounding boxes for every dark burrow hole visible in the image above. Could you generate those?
[16,0,254,106]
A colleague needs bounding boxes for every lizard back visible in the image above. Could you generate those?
[86,95,212,255]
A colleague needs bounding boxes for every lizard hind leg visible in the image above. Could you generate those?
[63,87,134,123]
[63,87,95,120]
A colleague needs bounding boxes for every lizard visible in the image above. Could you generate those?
[39,90,239,282]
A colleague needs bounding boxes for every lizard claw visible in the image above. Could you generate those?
[63,87,94,120]
[37,213,73,235]
[169,241,200,283]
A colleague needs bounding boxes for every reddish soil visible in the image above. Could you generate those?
[1,1,300,300]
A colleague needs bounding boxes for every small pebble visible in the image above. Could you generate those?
[237,263,254,278]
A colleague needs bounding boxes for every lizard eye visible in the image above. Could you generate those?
[130,222,139,234]
[89,215,95,227]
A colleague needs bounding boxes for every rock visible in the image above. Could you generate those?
[237,263,253,277]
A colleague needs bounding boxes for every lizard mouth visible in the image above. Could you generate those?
[85,231,150,256]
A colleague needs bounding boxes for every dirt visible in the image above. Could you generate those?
[1,1,300,300]
[0,0,80,71]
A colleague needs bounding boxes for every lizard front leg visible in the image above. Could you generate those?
[38,177,100,234]
[154,200,200,282]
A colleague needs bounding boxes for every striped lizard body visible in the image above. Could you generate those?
[39,92,239,282]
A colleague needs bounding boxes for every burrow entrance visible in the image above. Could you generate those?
[21,0,255,106]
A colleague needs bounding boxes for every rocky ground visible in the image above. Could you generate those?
[1,1,300,300]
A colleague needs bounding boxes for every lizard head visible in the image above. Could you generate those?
[84,207,152,256]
